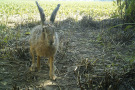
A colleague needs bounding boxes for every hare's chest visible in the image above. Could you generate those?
[35,43,56,57]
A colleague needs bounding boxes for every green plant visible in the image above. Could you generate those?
[115,0,135,23]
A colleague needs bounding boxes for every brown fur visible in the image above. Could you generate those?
[29,1,60,80]
[29,24,59,80]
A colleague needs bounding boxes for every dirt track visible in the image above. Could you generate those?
[0,18,135,90]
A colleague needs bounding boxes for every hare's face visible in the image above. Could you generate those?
[44,25,55,45]
[35,1,60,46]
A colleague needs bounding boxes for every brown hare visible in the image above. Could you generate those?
[29,1,60,80]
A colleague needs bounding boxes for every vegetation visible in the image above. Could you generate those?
[0,1,116,21]
[98,0,135,67]
[0,0,117,48]
[116,0,135,23]
[0,0,134,89]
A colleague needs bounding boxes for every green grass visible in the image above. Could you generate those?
[0,1,117,37]
[0,0,117,49]
[0,1,117,21]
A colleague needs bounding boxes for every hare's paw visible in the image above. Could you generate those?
[30,64,36,71]
[52,74,57,80]
[49,73,57,80]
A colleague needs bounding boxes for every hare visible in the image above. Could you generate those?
[29,1,60,80]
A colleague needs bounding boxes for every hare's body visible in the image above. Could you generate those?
[29,1,60,80]
[30,25,58,57]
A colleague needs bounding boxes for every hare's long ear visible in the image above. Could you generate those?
[36,1,46,26]
[50,4,60,23]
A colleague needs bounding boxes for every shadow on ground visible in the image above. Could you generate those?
[0,16,135,90]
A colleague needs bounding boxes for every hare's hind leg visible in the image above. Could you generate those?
[49,56,56,80]
[30,47,36,71]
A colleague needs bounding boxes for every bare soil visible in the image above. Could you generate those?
[0,18,135,90]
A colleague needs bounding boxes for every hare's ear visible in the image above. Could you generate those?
[36,1,46,26]
[50,4,60,23]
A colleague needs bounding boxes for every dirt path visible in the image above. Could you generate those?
[0,19,134,90]
[0,22,101,90]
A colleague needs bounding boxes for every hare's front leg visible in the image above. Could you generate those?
[49,56,56,80]
[30,47,36,71]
